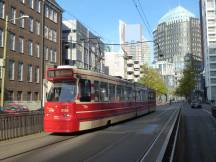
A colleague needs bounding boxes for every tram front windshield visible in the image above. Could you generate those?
[47,82,77,102]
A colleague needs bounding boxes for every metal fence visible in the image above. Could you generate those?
[0,111,43,141]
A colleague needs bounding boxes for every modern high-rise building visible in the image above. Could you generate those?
[119,20,151,82]
[200,0,216,101]
[62,20,106,74]
[153,6,202,87]
[0,0,63,108]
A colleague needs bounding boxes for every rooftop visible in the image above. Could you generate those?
[158,6,196,24]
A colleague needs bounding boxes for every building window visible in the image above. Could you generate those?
[0,1,5,19]
[20,0,25,4]
[35,66,39,83]
[35,0,41,13]
[44,26,48,38]
[10,7,16,24]
[210,63,216,69]
[0,29,3,47]
[53,30,57,42]
[27,64,32,82]
[53,50,57,63]
[34,92,39,100]
[0,66,2,79]
[45,5,49,17]
[50,49,53,62]
[9,33,15,51]
[45,47,49,60]
[54,12,57,23]
[28,40,33,56]
[28,0,34,9]
[29,17,33,32]
[18,37,24,53]
[18,62,23,81]
[7,91,14,101]
[209,48,216,54]
[210,56,216,62]
[27,92,32,101]
[210,71,216,76]
[36,43,40,58]
[19,11,25,28]
[49,29,52,40]
[8,60,15,80]
[49,8,54,20]
[36,21,40,35]
[17,91,23,101]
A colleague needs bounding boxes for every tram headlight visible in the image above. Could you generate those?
[63,114,71,118]
[61,108,69,113]
[48,107,55,112]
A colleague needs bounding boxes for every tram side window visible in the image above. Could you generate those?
[109,84,116,102]
[94,81,100,102]
[133,90,136,101]
[144,90,148,101]
[79,79,91,102]
[100,82,108,102]
[117,85,121,101]
[127,87,132,101]
[141,90,145,101]
[136,91,141,101]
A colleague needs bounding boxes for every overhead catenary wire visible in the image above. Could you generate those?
[137,0,152,34]
[132,0,153,39]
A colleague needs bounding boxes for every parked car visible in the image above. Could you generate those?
[211,103,216,117]
[0,107,4,114]
[191,100,202,108]
[2,103,29,113]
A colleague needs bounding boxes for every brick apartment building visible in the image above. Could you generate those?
[0,0,62,105]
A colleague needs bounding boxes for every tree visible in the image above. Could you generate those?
[138,64,168,96]
[175,64,196,100]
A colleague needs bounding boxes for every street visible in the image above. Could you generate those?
[175,103,216,162]
[0,104,180,162]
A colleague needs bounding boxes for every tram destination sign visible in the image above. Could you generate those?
[48,69,73,79]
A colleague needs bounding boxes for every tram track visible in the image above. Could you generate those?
[138,108,180,162]
[82,107,177,162]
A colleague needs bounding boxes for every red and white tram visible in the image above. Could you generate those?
[44,66,156,133]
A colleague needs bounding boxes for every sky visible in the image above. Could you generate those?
[57,0,199,48]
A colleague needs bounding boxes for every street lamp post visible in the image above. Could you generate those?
[0,15,29,107]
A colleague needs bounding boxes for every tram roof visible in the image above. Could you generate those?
[55,66,153,91]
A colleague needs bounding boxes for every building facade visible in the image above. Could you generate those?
[104,52,125,78]
[62,20,106,74]
[0,0,62,107]
[119,20,151,82]
[153,6,202,87]
[200,0,216,101]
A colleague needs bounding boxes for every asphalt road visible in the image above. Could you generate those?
[176,103,216,162]
[0,104,180,162]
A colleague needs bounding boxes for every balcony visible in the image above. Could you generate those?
[127,67,134,72]
[127,59,133,65]
[127,75,134,80]
[134,64,140,69]
[134,71,140,76]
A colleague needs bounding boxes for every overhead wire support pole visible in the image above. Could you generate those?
[1,15,8,108]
